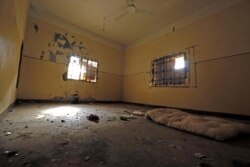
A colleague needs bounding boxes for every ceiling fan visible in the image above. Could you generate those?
[102,0,155,31]
[113,0,155,21]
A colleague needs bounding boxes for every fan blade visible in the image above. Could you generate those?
[115,10,129,21]
[136,8,155,15]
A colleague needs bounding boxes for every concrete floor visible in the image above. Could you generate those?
[0,103,250,167]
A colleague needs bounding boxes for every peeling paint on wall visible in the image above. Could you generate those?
[37,27,87,64]
[48,50,56,62]
[62,72,67,81]
[53,33,71,49]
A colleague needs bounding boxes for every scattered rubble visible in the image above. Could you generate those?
[157,139,163,143]
[24,126,28,129]
[5,132,11,136]
[60,139,70,146]
[51,158,60,162]
[132,111,145,116]
[3,151,19,157]
[170,144,177,149]
[84,155,90,161]
[123,110,130,114]
[194,153,206,159]
[86,114,99,123]
[107,117,116,122]
[120,115,135,121]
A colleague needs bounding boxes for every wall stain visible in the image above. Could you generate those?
[40,51,45,60]
[34,24,39,32]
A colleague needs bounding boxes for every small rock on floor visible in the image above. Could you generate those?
[3,151,19,157]
[84,155,90,161]
[194,153,206,159]
[86,114,99,123]
[132,111,145,116]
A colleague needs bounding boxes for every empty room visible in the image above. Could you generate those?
[0,0,250,166]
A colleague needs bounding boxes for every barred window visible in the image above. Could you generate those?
[151,53,188,87]
[67,56,98,83]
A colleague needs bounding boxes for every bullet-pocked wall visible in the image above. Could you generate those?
[0,0,29,114]
[122,0,250,116]
[17,17,123,102]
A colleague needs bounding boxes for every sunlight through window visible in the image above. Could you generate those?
[67,56,98,82]
[67,56,81,80]
[174,56,185,70]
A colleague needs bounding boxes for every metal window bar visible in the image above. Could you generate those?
[151,52,188,87]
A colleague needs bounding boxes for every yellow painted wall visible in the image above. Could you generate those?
[0,0,29,114]
[123,0,250,115]
[17,17,123,102]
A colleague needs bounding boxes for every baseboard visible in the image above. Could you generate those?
[16,99,123,104]
[0,101,16,120]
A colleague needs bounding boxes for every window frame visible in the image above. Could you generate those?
[150,52,189,87]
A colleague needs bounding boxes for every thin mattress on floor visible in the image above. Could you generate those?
[145,108,250,141]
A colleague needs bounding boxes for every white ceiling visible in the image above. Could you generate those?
[30,0,242,49]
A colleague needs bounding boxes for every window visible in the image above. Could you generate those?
[67,56,98,82]
[151,53,188,87]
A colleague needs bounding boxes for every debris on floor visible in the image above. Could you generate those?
[61,120,65,123]
[194,153,206,159]
[1,103,250,167]
[123,110,130,114]
[84,155,90,161]
[86,114,99,123]
[60,139,70,146]
[5,131,12,136]
[10,109,16,112]
[120,114,135,121]
[51,158,60,162]
[132,111,145,116]
[3,151,19,157]
[107,117,116,122]
[24,125,28,129]
[170,144,177,149]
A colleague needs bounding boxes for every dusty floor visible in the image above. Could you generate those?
[0,103,250,167]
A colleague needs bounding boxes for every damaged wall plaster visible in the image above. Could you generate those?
[17,17,123,102]
[34,24,87,65]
